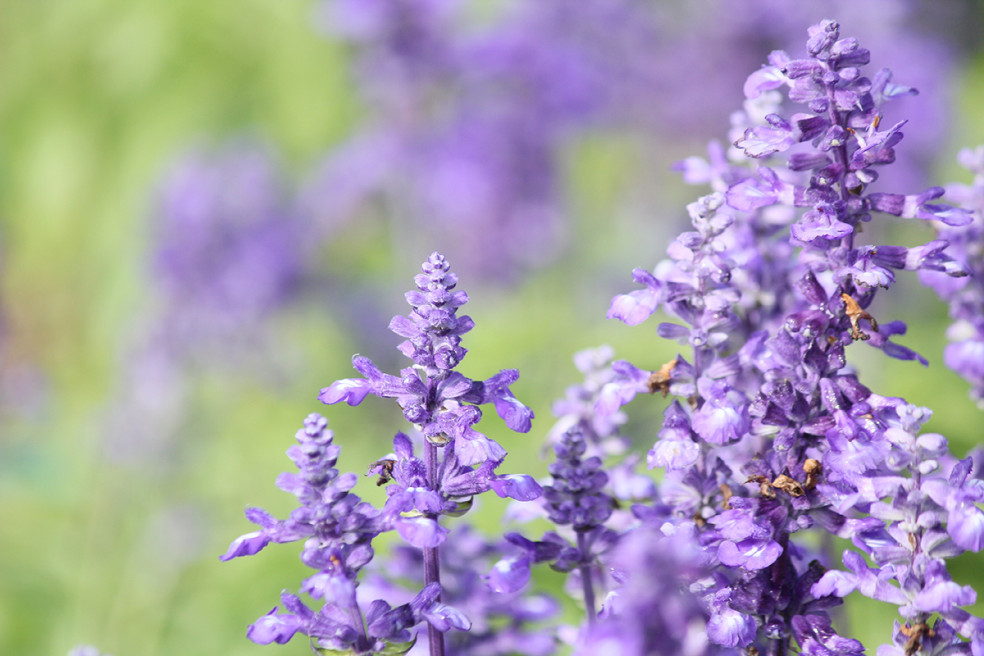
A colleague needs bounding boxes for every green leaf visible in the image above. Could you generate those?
[312,645,358,656]
[443,496,474,517]
[378,636,418,655]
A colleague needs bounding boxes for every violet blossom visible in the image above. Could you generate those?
[489,428,617,623]
[104,142,307,466]
[213,9,984,656]
[600,18,978,655]
[548,345,631,456]
[573,521,710,656]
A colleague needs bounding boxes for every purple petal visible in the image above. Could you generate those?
[392,432,413,459]
[707,608,756,647]
[318,377,373,406]
[914,580,976,613]
[247,608,302,645]
[219,531,271,561]
[493,393,534,433]
[948,501,984,552]
[490,474,542,501]
[811,569,858,598]
[647,437,700,470]
[454,434,506,466]
[744,65,786,98]
[488,554,532,593]
[395,516,448,549]
[423,604,471,632]
[718,538,782,570]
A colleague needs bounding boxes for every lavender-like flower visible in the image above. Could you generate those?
[104,142,307,466]
[921,145,984,405]
[812,397,984,655]
[548,345,631,456]
[600,18,979,654]
[221,413,461,653]
[489,428,616,613]
[574,522,710,656]
[318,252,540,655]
[319,253,535,471]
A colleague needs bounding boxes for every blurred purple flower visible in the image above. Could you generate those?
[921,145,984,405]
[151,142,305,337]
[362,525,559,656]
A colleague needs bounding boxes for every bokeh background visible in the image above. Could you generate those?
[2,1,984,654]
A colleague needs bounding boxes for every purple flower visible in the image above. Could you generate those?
[690,378,749,445]
[813,398,984,650]
[574,523,710,656]
[362,525,559,655]
[221,414,446,652]
[489,428,619,624]
[921,145,984,404]
[603,19,982,654]
[151,142,304,337]
[317,253,541,655]
[543,429,615,531]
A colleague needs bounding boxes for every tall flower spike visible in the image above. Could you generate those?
[601,19,978,655]
[490,427,617,626]
[318,253,540,656]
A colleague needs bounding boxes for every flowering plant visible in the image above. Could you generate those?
[222,19,984,656]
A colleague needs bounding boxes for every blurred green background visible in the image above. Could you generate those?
[2,1,984,655]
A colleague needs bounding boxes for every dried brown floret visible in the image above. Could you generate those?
[841,293,878,341]
[647,358,678,397]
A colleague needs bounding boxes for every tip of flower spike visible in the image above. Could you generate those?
[424,251,449,270]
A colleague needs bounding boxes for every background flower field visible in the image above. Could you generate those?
[3,1,984,654]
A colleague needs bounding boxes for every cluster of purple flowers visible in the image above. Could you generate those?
[597,19,983,655]
[301,0,957,280]
[222,17,984,656]
[103,142,308,466]
[360,525,559,655]
[306,0,668,279]
[223,252,539,655]
[220,412,466,652]
[112,2,961,467]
